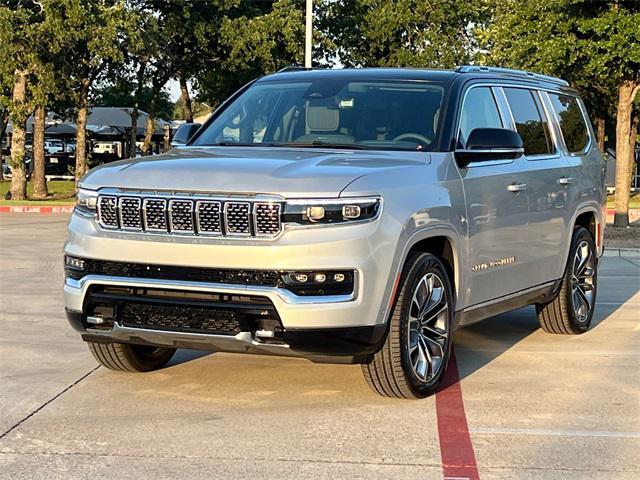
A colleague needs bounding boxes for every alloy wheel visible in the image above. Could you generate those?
[571,240,595,323]
[407,272,450,383]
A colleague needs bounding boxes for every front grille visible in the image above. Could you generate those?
[120,303,242,335]
[74,259,281,286]
[97,193,282,238]
[84,286,282,336]
[119,197,142,230]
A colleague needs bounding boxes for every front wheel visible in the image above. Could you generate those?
[536,226,597,334]
[362,253,454,398]
[88,342,176,372]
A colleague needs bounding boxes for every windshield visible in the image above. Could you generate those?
[192,79,445,151]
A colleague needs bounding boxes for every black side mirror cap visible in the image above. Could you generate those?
[455,128,524,166]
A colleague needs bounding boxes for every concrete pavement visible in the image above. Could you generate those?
[0,214,638,479]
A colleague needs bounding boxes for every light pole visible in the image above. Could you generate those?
[305,0,313,68]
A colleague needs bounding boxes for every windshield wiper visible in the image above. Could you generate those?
[275,141,374,150]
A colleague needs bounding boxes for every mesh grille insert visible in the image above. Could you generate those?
[196,200,222,234]
[119,197,142,230]
[98,196,119,228]
[143,199,167,231]
[225,202,251,235]
[169,200,194,232]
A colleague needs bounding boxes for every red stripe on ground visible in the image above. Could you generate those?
[436,349,480,480]
[0,205,74,213]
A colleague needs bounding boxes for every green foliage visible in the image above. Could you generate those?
[316,0,487,68]
[477,0,640,117]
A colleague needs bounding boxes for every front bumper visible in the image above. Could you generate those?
[64,210,398,359]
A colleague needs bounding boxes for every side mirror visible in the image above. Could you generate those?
[455,128,524,166]
[171,123,202,147]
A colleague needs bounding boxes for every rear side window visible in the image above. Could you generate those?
[458,87,503,146]
[548,94,589,153]
[504,88,553,156]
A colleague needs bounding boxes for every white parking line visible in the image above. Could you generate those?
[470,427,640,438]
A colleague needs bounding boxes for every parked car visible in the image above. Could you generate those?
[44,139,64,154]
[64,67,605,398]
[171,122,201,147]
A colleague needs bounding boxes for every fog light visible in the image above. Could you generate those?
[342,205,361,219]
[314,273,327,283]
[65,256,86,270]
[293,273,308,283]
[334,273,345,282]
[306,206,325,222]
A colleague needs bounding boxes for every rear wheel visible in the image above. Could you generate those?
[88,342,176,372]
[536,226,597,334]
[362,253,453,398]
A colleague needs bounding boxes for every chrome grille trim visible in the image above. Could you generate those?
[168,199,195,233]
[195,200,222,236]
[118,197,143,231]
[142,198,167,232]
[224,202,252,237]
[97,193,282,238]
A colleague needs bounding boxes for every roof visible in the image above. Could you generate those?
[262,66,570,89]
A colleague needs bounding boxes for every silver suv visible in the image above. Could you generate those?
[64,66,605,398]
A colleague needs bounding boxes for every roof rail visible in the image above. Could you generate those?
[456,65,569,87]
[276,66,313,73]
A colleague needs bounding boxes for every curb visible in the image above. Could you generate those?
[0,205,74,214]
[603,247,640,257]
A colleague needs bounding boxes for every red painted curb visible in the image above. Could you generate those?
[436,349,480,480]
[0,205,74,214]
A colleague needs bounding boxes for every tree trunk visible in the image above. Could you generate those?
[141,95,156,154]
[629,112,639,185]
[32,105,48,199]
[129,107,138,158]
[595,116,606,153]
[74,79,91,185]
[613,80,639,227]
[179,76,194,123]
[163,124,170,152]
[9,71,28,201]
[0,109,7,181]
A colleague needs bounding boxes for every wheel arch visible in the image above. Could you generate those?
[569,202,604,259]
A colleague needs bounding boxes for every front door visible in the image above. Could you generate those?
[457,85,531,307]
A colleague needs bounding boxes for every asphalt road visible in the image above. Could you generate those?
[0,214,638,480]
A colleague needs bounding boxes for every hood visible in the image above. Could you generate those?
[80,146,429,198]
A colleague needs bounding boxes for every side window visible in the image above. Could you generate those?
[548,94,589,153]
[458,87,503,146]
[504,88,554,156]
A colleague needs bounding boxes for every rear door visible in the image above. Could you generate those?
[457,85,532,307]
[501,87,573,286]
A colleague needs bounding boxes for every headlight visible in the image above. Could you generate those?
[76,188,98,215]
[282,197,381,226]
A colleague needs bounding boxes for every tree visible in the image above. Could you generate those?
[45,0,135,183]
[0,2,43,200]
[478,0,640,227]
[316,0,485,68]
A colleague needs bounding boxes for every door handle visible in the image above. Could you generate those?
[557,177,574,186]
[507,183,528,192]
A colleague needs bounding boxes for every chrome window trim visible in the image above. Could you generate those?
[545,91,594,157]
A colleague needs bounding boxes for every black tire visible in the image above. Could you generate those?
[362,252,454,399]
[87,342,176,372]
[536,226,597,334]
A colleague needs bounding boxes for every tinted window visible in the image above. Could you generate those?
[504,88,553,156]
[548,94,589,153]
[193,80,445,152]
[459,87,502,146]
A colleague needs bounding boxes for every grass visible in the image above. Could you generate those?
[0,180,75,205]
[607,193,640,209]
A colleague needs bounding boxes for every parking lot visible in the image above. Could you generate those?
[0,213,638,480]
